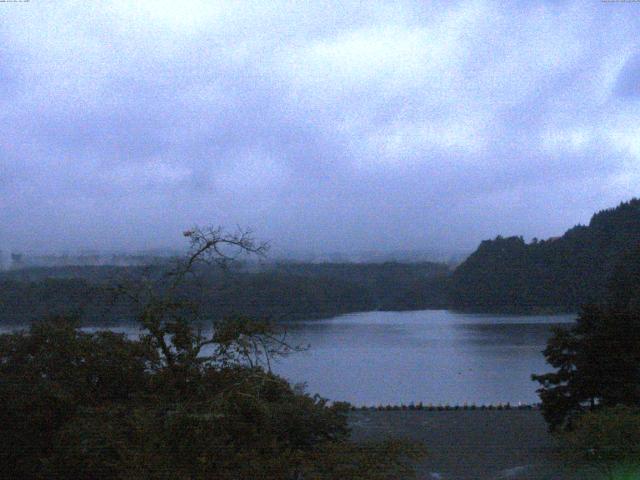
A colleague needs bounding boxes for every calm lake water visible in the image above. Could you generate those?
[0,309,575,406]
[270,310,575,406]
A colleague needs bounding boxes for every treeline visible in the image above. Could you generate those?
[6,198,637,321]
[449,198,640,312]
[266,262,450,311]
[0,261,450,325]
[530,248,640,476]
[0,229,427,480]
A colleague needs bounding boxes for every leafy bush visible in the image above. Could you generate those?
[560,406,640,479]
[533,306,640,431]
[0,227,424,479]
[0,317,423,479]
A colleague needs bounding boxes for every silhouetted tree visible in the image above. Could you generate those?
[533,304,640,431]
[450,198,640,312]
[0,226,425,479]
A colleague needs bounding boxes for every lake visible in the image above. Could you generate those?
[270,310,575,406]
[0,309,575,406]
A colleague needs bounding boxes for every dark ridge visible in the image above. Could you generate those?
[449,198,640,312]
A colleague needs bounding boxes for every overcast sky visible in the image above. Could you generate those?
[1,1,639,256]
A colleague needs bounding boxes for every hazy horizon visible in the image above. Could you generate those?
[2,1,638,255]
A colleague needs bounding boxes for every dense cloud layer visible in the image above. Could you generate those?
[1,1,639,255]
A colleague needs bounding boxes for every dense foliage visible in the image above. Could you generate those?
[533,249,640,431]
[267,262,449,310]
[0,261,450,325]
[0,227,425,478]
[0,317,423,479]
[532,305,640,431]
[560,406,640,479]
[449,198,640,312]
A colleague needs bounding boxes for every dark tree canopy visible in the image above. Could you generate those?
[532,306,640,430]
[532,229,640,431]
[450,198,640,312]
[0,317,362,479]
[559,406,640,478]
[0,262,450,326]
[607,245,640,312]
[0,227,424,479]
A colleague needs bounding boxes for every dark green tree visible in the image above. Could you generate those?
[450,198,640,312]
[0,226,424,479]
[533,242,640,431]
[607,245,640,311]
[532,305,640,431]
[560,406,640,479]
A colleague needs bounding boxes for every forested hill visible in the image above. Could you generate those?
[449,198,640,312]
[0,261,450,325]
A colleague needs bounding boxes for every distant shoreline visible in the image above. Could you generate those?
[449,306,577,315]
[0,306,577,330]
[347,402,540,411]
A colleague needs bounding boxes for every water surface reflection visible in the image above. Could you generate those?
[273,310,574,406]
[0,310,574,406]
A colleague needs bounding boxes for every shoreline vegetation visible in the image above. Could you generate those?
[348,402,540,411]
[0,264,578,327]
[0,262,451,326]
[0,199,637,325]
[450,199,640,313]
[1,200,639,478]
[0,231,430,479]
[448,305,576,315]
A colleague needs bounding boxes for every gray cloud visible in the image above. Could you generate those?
[615,51,640,98]
[1,0,639,255]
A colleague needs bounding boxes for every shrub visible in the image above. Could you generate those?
[0,317,424,479]
[560,406,640,479]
